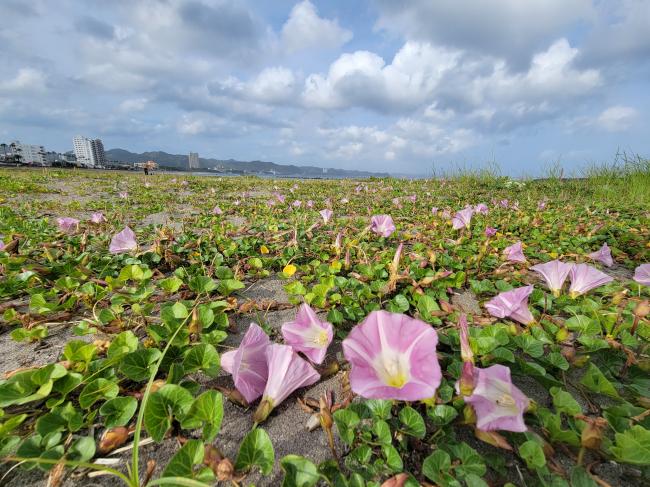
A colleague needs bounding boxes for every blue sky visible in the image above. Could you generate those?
[1,0,648,175]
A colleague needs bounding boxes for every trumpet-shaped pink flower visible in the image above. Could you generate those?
[109,226,138,254]
[500,199,509,208]
[119,191,128,199]
[431,207,438,215]
[370,215,396,237]
[342,310,442,401]
[221,323,271,403]
[530,260,573,297]
[588,243,613,267]
[409,194,417,203]
[57,217,79,233]
[281,304,333,364]
[307,200,313,208]
[568,264,613,298]
[292,200,302,208]
[392,197,402,209]
[452,207,474,230]
[90,212,106,224]
[485,226,497,237]
[485,285,535,325]
[503,241,526,263]
[0,240,5,251]
[254,344,320,422]
[273,192,285,203]
[464,364,529,432]
[212,206,223,215]
[474,203,489,215]
[634,264,650,286]
[319,209,333,224]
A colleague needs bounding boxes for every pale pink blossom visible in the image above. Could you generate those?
[281,304,333,364]
[56,217,79,233]
[588,243,613,267]
[530,260,573,297]
[633,264,650,286]
[90,212,106,224]
[452,207,474,230]
[109,227,137,254]
[319,209,333,224]
[212,206,223,215]
[370,215,396,237]
[503,241,526,263]
[568,264,613,298]
[485,286,535,325]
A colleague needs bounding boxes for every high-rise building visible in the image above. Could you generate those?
[9,141,46,165]
[73,135,106,167]
[188,152,199,169]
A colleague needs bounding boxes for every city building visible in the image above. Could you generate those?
[73,135,106,167]
[188,152,199,169]
[9,141,46,165]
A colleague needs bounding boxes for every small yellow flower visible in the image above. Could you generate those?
[260,245,269,254]
[283,264,297,277]
[549,251,558,259]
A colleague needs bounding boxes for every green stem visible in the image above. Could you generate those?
[130,304,197,486]
[146,477,213,487]
[6,456,131,485]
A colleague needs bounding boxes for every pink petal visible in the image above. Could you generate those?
[281,304,333,364]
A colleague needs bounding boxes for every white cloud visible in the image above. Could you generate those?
[118,98,148,112]
[281,1,352,53]
[249,67,297,104]
[595,105,638,132]
[0,68,47,93]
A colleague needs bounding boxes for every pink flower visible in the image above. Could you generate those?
[409,194,417,203]
[530,260,573,297]
[503,241,526,263]
[464,364,530,432]
[588,243,613,267]
[333,232,342,252]
[319,209,333,224]
[485,285,535,325]
[0,240,5,251]
[452,207,474,230]
[340,198,349,204]
[281,304,333,364]
[342,310,442,401]
[212,206,223,215]
[254,344,319,422]
[273,192,285,203]
[441,209,451,219]
[292,200,302,208]
[109,227,138,254]
[57,217,79,233]
[119,191,128,199]
[634,264,650,286]
[474,203,489,215]
[485,226,497,237]
[568,264,613,298]
[306,200,313,208]
[90,212,106,224]
[500,199,509,208]
[537,200,547,210]
[431,207,438,215]
[221,323,270,403]
[392,197,402,209]
[370,215,396,237]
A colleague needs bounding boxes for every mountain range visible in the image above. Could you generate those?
[105,149,389,178]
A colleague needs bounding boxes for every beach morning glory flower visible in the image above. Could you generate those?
[212,206,223,215]
[273,192,285,203]
[431,207,438,215]
[319,209,333,224]
[0,240,5,251]
[90,212,106,224]
[371,215,396,237]
[500,199,509,208]
[568,264,613,298]
[485,226,497,237]
[634,264,650,286]
[503,241,526,263]
[588,243,613,267]
[475,203,489,215]
[485,285,535,325]
[292,200,302,208]
[342,310,442,401]
[464,364,530,432]
[392,197,402,208]
[307,200,313,208]
[452,207,474,230]
[119,191,128,199]
[221,323,271,404]
[409,194,417,203]
[281,304,333,364]
[530,260,573,297]
[254,344,320,423]
[57,217,79,233]
[109,227,138,254]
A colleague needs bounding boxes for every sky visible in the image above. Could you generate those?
[1,0,649,176]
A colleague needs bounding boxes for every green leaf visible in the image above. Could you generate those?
[63,340,97,363]
[107,331,138,359]
[449,443,486,478]
[67,436,96,462]
[162,439,211,480]
[280,455,321,487]
[570,467,598,487]
[399,406,426,439]
[427,405,458,426]
[189,275,218,293]
[218,279,245,296]
[120,348,162,382]
[373,420,392,445]
[144,384,194,441]
[171,302,189,320]
[382,444,403,472]
[180,390,224,441]
[550,387,581,416]
[579,363,620,398]
[518,440,546,469]
[182,343,220,377]
[422,450,452,484]
[235,428,275,476]
[365,399,392,420]
[99,396,138,428]
[78,378,119,409]
[160,276,184,294]
[333,409,360,446]
[609,425,650,465]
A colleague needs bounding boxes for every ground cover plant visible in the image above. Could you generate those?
[0,163,649,486]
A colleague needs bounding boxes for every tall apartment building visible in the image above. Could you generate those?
[188,152,199,169]
[10,141,46,165]
[73,135,106,167]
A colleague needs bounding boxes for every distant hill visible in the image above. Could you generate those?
[104,149,389,178]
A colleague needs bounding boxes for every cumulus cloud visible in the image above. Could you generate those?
[282,1,352,52]
[0,68,47,93]
[373,0,593,66]
[594,106,638,132]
